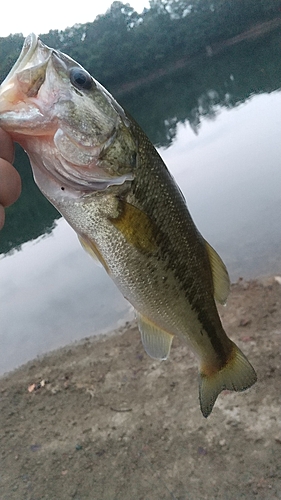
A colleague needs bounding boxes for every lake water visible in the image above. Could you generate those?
[0,32,280,375]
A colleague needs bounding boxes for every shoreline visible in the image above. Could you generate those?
[0,277,281,500]
[1,276,280,498]
[1,274,279,380]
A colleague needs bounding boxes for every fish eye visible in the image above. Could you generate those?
[69,67,92,90]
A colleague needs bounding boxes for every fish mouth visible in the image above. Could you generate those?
[1,33,51,92]
[2,33,42,85]
[0,34,52,123]
[0,34,136,195]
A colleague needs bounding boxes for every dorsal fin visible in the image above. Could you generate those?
[204,240,230,305]
[136,313,174,360]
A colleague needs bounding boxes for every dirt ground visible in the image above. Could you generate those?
[0,277,280,500]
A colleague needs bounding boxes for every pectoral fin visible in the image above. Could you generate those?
[109,200,158,254]
[204,240,230,305]
[136,313,174,360]
[78,234,109,272]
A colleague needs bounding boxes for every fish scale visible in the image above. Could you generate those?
[0,33,257,417]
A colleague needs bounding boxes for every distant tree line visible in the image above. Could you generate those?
[0,0,280,254]
[0,0,280,90]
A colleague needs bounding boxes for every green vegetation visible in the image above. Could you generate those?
[0,0,280,254]
[0,146,59,255]
[1,0,280,88]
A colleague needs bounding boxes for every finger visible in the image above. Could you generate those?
[0,128,15,163]
[0,159,21,207]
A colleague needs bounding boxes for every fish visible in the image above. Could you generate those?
[0,34,257,417]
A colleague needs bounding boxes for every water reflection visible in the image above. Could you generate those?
[120,30,281,147]
[1,30,280,254]
[160,92,281,279]
[0,31,281,374]
[0,218,133,375]
[1,91,280,375]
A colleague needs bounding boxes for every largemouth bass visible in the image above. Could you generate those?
[0,34,256,417]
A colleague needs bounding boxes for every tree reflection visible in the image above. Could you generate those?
[0,8,280,254]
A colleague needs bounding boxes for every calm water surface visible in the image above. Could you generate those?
[0,64,280,375]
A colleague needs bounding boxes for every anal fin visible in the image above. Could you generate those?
[78,234,109,272]
[136,313,174,360]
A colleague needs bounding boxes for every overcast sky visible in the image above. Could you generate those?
[0,0,149,37]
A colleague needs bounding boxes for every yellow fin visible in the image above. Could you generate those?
[136,313,174,360]
[199,342,257,418]
[78,234,109,272]
[205,240,230,305]
[110,200,157,253]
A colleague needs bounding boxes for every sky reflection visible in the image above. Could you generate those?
[0,91,280,375]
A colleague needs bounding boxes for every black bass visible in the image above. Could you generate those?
[0,34,256,417]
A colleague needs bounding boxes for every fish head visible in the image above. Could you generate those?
[0,34,136,201]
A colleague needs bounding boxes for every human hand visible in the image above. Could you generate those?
[0,129,21,229]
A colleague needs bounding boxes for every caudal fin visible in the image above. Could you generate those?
[199,343,257,418]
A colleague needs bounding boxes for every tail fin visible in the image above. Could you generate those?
[199,343,257,418]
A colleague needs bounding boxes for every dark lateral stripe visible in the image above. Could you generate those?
[197,309,229,368]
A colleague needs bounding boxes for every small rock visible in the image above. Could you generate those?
[198,446,207,456]
[30,444,41,452]
[239,318,251,327]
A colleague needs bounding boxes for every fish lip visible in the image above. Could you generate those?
[1,34,40,86]
[0,34,52,118]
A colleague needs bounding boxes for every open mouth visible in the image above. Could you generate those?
[0,34,52,120]
[1,34,48,87]
[0,34,136,194]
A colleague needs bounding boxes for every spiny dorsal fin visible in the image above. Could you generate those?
[136,313,174,360]
[204,240,230,305]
